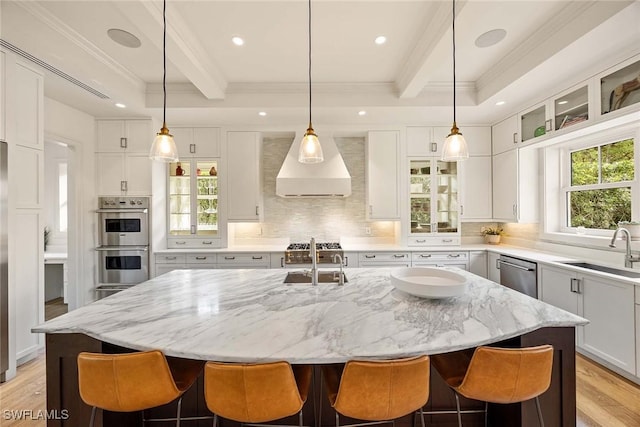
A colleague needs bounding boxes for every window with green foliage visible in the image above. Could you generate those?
[566,138,634,230]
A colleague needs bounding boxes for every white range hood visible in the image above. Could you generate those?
[276,134,351,198]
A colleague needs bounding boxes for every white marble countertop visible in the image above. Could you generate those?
[33,268,586,363]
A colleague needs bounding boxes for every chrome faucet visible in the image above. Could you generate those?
[609,227,640,268]
[332,254,345,286]
[310,237,319,286]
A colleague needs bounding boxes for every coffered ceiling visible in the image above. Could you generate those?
[1,0,639,128]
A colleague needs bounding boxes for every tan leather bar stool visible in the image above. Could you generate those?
[204,361,312,427]
[321,355,430,427]
[77,350,205,427]
[428,345,554,427]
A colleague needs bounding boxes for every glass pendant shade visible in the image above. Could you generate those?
[441,123,469,161]
[150,124,178,162]
[298,126,324,163]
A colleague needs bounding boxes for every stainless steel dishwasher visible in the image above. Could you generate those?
[498,255,538,298]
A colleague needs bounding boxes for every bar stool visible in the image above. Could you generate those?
[204,361,312,427]
[77,350,204,427]
[321,355,430,427]
[429,345,554,427]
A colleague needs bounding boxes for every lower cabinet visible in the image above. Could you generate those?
[539,264,636,375]
[468,251,487,277]
[154,254,216,277]
[217,253,270,269]
[359,252,411,267]
[411,251,469,270]
[487,252,501,284]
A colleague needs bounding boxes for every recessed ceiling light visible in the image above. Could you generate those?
[115,103,126,109]
[107,28,141,48]
[258,111,267,116]
[358,110,367,116]
[374,36,387,45]
[475,29,507,48]
[558,100,568,105]
[232,36,245,46]
[495,101,506,106]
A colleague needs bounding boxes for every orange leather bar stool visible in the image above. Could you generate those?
[429,345,554,427]
[204,361,312,427]
[77,350,204,427]
[321,355,430,427]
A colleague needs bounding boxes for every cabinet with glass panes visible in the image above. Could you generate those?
[167,159,221,248]
[408,159,460,245]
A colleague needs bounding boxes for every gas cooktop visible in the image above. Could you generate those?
[286,242,342,251]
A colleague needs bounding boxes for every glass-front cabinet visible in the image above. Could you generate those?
[408,159,460,245]
[168,159,220,248]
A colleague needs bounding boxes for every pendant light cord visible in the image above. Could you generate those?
[162,0,167,127]
[452,0,457,124]
[308,0,312,127]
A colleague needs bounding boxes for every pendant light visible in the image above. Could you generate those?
[441,0,469,161]
[149,0,179,162]
[298,0,323,164]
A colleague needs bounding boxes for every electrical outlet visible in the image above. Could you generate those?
[365,227,371,235]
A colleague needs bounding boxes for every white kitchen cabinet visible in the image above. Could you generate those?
[519,102,552,144]
[487,252,501,283]
[459,156,492,221]
[96,119,153,153]
[227,131,262,222]
[367,131,400,220]
[539,264,636,375]
[407,127,438,157]
[359,252,410,267]
[12,61,43,150]
[411,251,469,270]
[492,146,538,223]
[433,126,492,156]
[167,159,221,248]
[171,127,221,159]
[96,152,152,196]
[0,50,5,142]
[154,253,216,277]
[469,251,487,278]
[492,115,518,155]
[14,145,43,208]
[408,158,460,245]
[217,253,270,269]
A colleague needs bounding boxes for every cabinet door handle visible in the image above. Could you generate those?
[419,254,431,258]
[120,137,127,148]
[496,259,500,269]
[344,256,348,267]
[195,256,207,260]
[369,205,373,215]
[512,132,518,144]
[190,225,196,234]
[252,256,263,260]
[460,205,464,216]
[545,119,552,132]
[190,143,196,154]
[225,256,236,260]
[121,181,127,192]
[256,206,259,216]
[365,255,376,259]
[512,204,518,218]
[570,278,580,293]
[430,142,438,153]
[202,241,213,245]
[281,257,284,268]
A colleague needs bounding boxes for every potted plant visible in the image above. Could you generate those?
[481,226,503,244]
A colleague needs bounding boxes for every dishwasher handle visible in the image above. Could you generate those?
[497,259,535,272]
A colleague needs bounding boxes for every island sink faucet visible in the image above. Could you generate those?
[310,237,319,286]
[609,227,640,268]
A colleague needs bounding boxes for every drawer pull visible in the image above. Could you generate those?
[202,241,213,245]
[252,256,263,260]
[415,239,426,243]
[442,239,453,243]
[165,256,177,260]
[195,256,207,260]
[419,254,431,258]
[365,255,376,259]
[393,254,405,258]
[175,241,186,245]
[225,256,236,260]
[448,254,461,258]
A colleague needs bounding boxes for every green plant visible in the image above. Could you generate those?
[480,226,503,236]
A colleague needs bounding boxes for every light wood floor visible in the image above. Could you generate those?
[1,354,640,426]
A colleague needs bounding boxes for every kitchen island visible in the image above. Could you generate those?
[34,268,586,427]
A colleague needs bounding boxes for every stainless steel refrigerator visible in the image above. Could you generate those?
[0,141,7,381]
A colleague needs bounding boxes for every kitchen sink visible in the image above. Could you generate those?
[561,261,640,278]
[284,270,347,284]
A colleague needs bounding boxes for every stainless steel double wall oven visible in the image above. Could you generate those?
[96,197,150,295]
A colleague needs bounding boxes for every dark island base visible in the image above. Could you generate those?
[45,327,576,427]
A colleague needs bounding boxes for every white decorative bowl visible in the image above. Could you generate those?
[390,267,468,299]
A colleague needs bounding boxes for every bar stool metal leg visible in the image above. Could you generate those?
[89,406,97,427]
[484,402,488,427]
[535,397,544,427]
[454,393,463,427]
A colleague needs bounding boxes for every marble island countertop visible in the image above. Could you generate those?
[33,268,586,363]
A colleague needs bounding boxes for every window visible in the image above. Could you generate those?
[565,138,634,230]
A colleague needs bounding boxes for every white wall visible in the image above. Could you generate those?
[43,97,96,309]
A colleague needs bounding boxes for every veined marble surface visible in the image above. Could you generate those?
[33,268,586,363]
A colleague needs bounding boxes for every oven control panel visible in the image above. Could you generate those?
[99,197,149,209]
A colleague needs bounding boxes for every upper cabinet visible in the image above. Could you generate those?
[171,127,221,159]
[600,58,640,116]
[367,131,400,220]
[12,61,43,150]
[491,116,518,155]
[227,131,262,222]
[407,127,439,157]
[520,103,551,143]
[96,119,153,153]
[492,146,539,223]
[553,85,589,131]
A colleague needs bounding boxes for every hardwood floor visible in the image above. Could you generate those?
[1,353,639,426]
[44,298,68,321]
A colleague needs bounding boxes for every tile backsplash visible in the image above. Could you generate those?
[231,136,395,242]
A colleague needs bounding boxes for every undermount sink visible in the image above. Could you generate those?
[561,261,640,278]
[284,270,348,284]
